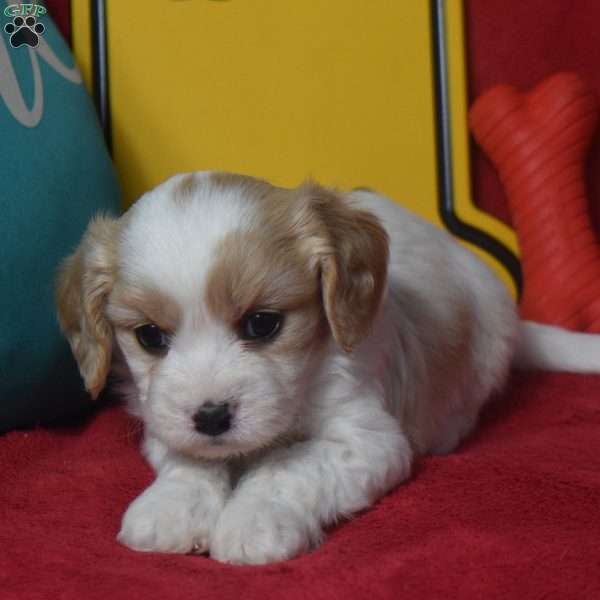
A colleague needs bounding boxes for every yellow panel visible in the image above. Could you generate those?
[105,0,441,224]
[69,0,518,297]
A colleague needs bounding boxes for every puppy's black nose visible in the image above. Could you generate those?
[193,402,232,437]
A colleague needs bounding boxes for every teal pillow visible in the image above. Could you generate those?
[0,13,121,432]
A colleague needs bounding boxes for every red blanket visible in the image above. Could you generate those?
[2,372,599,599]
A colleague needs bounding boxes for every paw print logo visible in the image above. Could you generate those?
[4,15,45,48]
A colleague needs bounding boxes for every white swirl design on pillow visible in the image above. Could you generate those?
[0,15,82,128]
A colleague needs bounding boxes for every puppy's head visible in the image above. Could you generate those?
[57,173,388,459]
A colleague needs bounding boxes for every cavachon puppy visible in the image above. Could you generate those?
[56,172,600,564]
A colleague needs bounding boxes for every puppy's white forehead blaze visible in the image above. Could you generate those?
[117,172,273,313]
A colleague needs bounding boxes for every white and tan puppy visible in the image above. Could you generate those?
[56,172,600,565]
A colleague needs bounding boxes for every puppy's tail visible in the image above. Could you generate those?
[515,321,600,373]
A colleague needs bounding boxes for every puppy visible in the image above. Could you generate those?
[56,172,600,565]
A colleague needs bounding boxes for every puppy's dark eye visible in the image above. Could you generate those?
[240,311,282,341]
[135,324,169,355]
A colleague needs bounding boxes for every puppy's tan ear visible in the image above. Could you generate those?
[56,215,120,399]
[298,183,389,352]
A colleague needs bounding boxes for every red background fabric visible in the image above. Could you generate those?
[2,374,599,599]
[2,2,600,598]
[44,0,70,42]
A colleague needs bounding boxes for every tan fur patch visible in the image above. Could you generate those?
[208,172,275,200]
[305,184,389,351]
[56,215,121,399]
[205,227,326,354]
[174,173,198,204]
[204,177,389,354]
[108,283,181,334]
[257,181,389,351]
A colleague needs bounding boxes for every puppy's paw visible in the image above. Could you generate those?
[211,499,321,565]
[118,482,225,554]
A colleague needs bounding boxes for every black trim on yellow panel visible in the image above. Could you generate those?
[91,0,111,152]
[430,0,522,295]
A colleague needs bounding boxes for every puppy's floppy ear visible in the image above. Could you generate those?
[296,183,389,352]
[56,215,120,399]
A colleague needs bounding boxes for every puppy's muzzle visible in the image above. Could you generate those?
[193,402,232,437]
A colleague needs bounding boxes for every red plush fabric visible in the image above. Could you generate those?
[2,373,599,599]
[45,0,70,43]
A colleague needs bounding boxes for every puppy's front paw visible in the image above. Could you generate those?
[211,499,321,565]
[118,482,225,554]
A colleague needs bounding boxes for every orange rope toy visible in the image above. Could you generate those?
[470,73,600,332]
